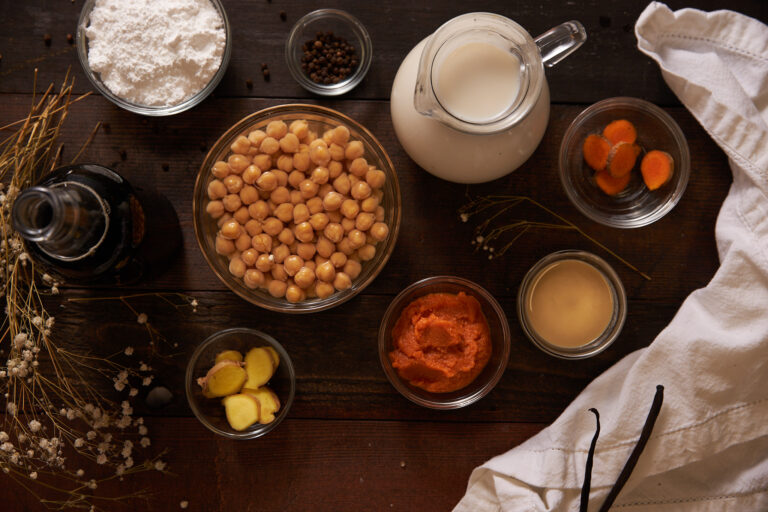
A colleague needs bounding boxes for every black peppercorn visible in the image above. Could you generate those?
[300,31,359,85]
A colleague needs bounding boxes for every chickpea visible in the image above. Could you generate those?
[315,255,329,266]
[323,191,343,211]
[252,153,272,171]
[279,133,300,153]
[212,161,230,179]
[215,235,235,255]
[293,150,311,172]
[304,260,317,271]
[220,219,241,240]
[248,200,270,220]
[274,203,294,223]
[273,169,288,187]
[341,217,356,233]
[349,157,368,177]
[340,199,360,219]
[333,272,352,291]
[207,179,226,200]
[285,284,305,303]
[330,251,347,269]
[259,136,280,155]
[366,169,386,189]
[294,266,316,289]
[348,229,366,248]
[329,143,345,161]
[299,179,319,199]
[256,171,278,192]
[323,222,344,243]
[255,253,274,272]
[252,233,272,253]
[241,248,258,266]
[344,259,362,279]
[328,160,343,179]
[306,196,324,214]
[316,236,334,258]
[345,140,364,160]
[244,219,262,237]
[351,181,372,200]
[361,196,379,212]
[223,175,244,195]
[316,261,336,282]
[289,120,309,140]
[375,205,386,222]
[262,217,283,236]
[229,257,247,278]
[277,154,294,173]
[228,154,250,174]
[322,129,334,146]
[349,174,360,189]
[284,255,304,276]
[332,173,351,195]
[273,243,291,263]
[268,279,287,298]
[370,222,390,242]
[355,212,375,231]
[239,185,260,205]
[233,206,251,225]
[327,210,342,223]
[296,243,316,261]
[266,120,288,139]
[288,170,305,188]
[243,269,265,289]
[358,244,376,261]
[293,203,310,224]
[271,264,288,282]
[294,221,315,243]
[248,129,267,147]
[310,145,331,166]
[316,281,335,299]
[309,212,330,231]
[217,212,233,228]
[290,189,304,205]
[206,200,225,218]
[311,166,330,184]
[270,186,291,205]
[231,135,251,155]
[331,125,350,146]
[336,237,354,256]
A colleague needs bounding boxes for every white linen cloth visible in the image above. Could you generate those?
[454,3,768,510]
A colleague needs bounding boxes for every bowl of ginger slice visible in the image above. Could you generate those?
[558,97,690,228]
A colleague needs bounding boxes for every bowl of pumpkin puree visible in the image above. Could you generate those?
[378,276,511,409]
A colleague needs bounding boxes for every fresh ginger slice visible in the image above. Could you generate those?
[606,142,640,178]
[243,347,276,389]
[264,347,280,369]
[215,350,244,364]
[222,394,261,431]
[595,169,631,196]
[603,119,637,145]
[243,387,281,424]
[582,134,612,171]
[641,150,674,190]
[197,360,247,397]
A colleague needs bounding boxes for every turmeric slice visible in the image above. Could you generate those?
[606,142,641,178]
[603,119,637,145]
[583,134,612,171]
[595,169,631,196]
[640,150,674,190]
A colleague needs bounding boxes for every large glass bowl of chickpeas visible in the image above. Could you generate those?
[193,104,401,313]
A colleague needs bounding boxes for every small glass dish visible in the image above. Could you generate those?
[185,328,295,440]
[378,276,511,410]
[193,104,401,313]
[517,250,627,359]
[559,97,690,228]
[76,0,231,116]
[285,9,372,96]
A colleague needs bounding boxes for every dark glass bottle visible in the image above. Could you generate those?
[12,164,179,284]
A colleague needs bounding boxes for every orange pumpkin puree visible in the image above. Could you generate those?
[389,292,492,393]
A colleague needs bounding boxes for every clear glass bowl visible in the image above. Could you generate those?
[76,0,231,116]
[559,97,690,228]
[193,104,401,313]
[185,328,295,440]
[517,250,627,359]
[378,276,511,410]
[285,9,372,96]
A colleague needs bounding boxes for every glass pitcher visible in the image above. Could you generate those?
[390,13,586,183]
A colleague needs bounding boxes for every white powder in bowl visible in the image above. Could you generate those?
[85,0,226,107]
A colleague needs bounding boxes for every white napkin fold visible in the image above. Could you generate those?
[454,3,768,511]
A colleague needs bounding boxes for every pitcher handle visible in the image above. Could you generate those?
[535,21,587,68]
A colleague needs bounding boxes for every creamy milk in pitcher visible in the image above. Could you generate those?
[390,13,586,183]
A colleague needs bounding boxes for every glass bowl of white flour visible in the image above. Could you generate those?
[76,0,231,116]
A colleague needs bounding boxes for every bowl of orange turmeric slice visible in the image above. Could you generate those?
[558,97,690,228]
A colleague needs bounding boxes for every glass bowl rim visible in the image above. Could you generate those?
[184,327,296,440]
[378,275,511,410]
[75,0,232,116]
[192,103,402,313]
[285,8,373,96]
[558,96,691,228]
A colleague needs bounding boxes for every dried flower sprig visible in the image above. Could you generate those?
[459,195,651,280]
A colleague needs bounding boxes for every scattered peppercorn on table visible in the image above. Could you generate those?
[0,0,765,510]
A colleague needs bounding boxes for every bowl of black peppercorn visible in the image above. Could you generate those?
[285,9,372,96]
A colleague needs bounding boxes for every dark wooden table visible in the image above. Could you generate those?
[2,1,767,510]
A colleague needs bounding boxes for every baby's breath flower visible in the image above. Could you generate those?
[51,285,59,295]
[124,346,134,356]
[0,432,7,442]
[1,442,14,452]
[154,460,167,471]
[140,437,151,448]
[129,388,138,397]
[6,402,17,416]
[74,438,85,448]
[124,456,133,468]
[116,464,125,476]
[136,313,148,325]
[96,454,107,465]
[460,213,469,222]
[29,471,37,480]
[66,409,76,420]
[45,317,55,328]
[13,332,27,349]
[87,479,97,489]
[86,431,97,441]
[32,316,43,328]
[138,425,148,436]
[76,469,85,477]
[114,381,126,392]
[142,376,153,386]
[180,501,189,509]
